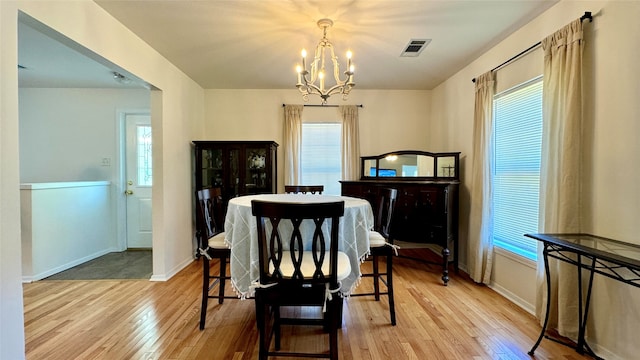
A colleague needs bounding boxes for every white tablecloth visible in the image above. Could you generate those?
[224,194,374,298]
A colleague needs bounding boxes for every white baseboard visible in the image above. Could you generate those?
[149,256,193,282]
[488,281,536,316]
[586,342,623,360]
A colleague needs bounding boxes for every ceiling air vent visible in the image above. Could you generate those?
[400,39,431,57]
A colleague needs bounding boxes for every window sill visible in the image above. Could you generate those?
[494,246,537,270]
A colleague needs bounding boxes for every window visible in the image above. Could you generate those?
[301,123,342,195]
[492,77,542,260]
[402,165,417,177]
[137,125,152,186]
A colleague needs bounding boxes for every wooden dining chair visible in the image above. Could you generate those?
[351,187,399,325]
[284,185,324,194]
[195,187,235,330]
[251,200,347,360]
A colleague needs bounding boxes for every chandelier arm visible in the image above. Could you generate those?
[302,71,319,86]
[299,79,352,99]
[306,74,347,91]
[324,84,353,97]
[309,55,321,83]
[299,82,324,96]
[322,41,349,84]
[324,84,346,96]
[327,52,345,84]
[300,77,352,98]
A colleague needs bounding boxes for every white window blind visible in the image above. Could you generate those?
[301,123,342,195]
[493,77,543,260]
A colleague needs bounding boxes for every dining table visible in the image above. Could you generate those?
[224,193,375,299]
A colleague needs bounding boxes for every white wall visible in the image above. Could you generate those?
[19,88,149,183]
[1,1,205,358]
[0,2,26,358]
[202,89,432,192]
[21,181,115,281]
[580,2,640,358]
[430,1,640,358]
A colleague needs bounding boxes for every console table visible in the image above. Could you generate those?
[526,233,640,359]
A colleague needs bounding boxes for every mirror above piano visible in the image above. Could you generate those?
[361,150,460,180]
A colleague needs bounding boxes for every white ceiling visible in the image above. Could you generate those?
[18,17,145,89]
[19,0,559,90]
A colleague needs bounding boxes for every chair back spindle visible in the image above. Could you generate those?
[252,200,343,289]
[196,187,224,245]
[375,188,398,240]
[284,185,324,194]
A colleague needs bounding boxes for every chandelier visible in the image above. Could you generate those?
[296,18,355,104]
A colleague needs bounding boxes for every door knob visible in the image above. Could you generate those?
[125,190,134,195]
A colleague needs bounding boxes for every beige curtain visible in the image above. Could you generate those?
[283,105,303,185]
[536,19,584,340]
[339,105,360,181]
[468,71,496,284]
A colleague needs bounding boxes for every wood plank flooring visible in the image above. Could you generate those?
[23,249,592,359]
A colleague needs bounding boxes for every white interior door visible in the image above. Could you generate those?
[125,114,152,248]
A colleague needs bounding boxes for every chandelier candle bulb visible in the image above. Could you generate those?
[301,49,307,70]
[296,65,302,85]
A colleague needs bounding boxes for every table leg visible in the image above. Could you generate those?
[337,297,345,328]
[528,243,552,355]
[441,247,450,286]
[580,257,603,360]
[530,248,603,359]
[577,254,585,353]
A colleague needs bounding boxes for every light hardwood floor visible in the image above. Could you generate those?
[24,249,591,359]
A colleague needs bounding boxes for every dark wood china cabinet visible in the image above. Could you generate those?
[192,141,278,225]
[340,150,460,285]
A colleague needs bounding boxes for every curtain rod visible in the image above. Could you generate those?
[282,104,363,108]
[471,11,593,83]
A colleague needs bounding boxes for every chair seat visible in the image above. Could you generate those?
[269,251,351,282]
[207,232,227,249]
[369,230,388,247]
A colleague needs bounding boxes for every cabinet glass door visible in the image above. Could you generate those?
[202,148,224,188]
[245,147,268,194]
[228,148,240,197]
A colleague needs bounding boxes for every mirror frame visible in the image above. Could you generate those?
[360,150,460,181]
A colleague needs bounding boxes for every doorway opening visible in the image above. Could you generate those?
[18,14,155,281]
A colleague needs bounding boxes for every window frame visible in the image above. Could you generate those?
[300,122,343,195]
[492,76,543,261]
